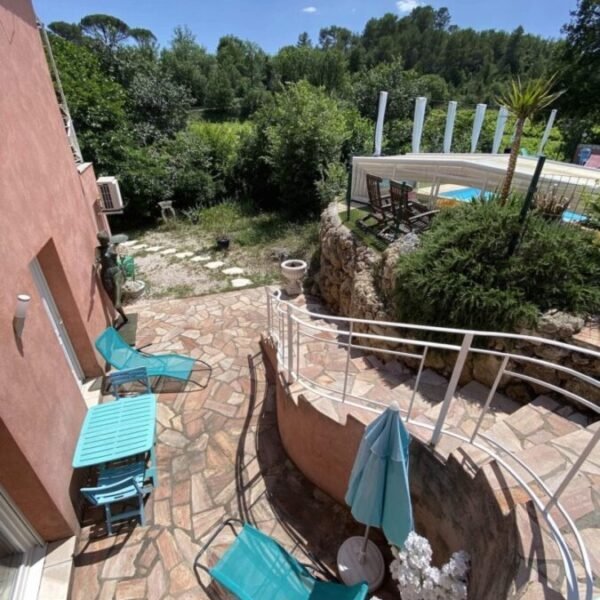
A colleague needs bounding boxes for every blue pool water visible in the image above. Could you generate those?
[439,187,588,223]
[439,187,491,201]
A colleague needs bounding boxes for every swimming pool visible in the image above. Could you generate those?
[439,187,588,223]
[439,187,491,202]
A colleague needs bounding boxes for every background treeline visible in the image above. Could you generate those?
[46,4,599,222]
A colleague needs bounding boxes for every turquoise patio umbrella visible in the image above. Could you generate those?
[337,402,413,592]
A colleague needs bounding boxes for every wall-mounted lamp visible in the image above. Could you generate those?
[13,294,31,339]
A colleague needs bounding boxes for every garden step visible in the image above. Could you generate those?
[510,501,599,600]
[451,395,589,477]
[409,381,520,460]
[481,421,600,516]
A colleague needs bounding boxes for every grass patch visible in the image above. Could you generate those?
[155,284,195,299]
[344,207,387,252]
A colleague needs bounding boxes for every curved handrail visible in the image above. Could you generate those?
[265,287,598,599]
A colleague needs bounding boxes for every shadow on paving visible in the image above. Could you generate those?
[227,351,399,598]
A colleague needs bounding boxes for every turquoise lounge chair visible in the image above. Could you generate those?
[95,327,210,388]
[194,519,368,600]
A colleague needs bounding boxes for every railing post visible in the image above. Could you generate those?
[545,426,600,512]
[341,322,354,403]
[430,333,473,447]
[265,287,272,334]
[469,355,508,443]
[407,347,428,421]
[287,303,294,380]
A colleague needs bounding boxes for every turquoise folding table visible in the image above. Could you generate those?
[72,394,158,486]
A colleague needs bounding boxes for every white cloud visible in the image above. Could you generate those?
[396,0,422,13]
[302,6,318,13]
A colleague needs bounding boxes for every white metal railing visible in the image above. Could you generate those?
[265,288,599,600]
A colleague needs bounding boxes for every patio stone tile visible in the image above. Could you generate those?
[159,429,189,449]
[191,473,213,513]
[100,542,143,579]
[175,251,194,259]
[156,530,181,571]
[153,499,172,527]
[137,541,157,570]
[98,581,118,600]
[169,562,197,595]
[161,248,177,255]
[146,561,168,600]
[173,504,192,531]
[115,577,146,599]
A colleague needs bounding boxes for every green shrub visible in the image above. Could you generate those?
[393,200,600,332]
[246,81,371,219]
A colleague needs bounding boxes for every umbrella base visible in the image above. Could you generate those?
[337,536,385,593]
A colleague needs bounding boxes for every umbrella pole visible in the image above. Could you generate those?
[358,526,370,564]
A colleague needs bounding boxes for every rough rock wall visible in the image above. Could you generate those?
[316,203,599,406]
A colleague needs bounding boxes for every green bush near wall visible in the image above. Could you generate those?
[393,200,600,332]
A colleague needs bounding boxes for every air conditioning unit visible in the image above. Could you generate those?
[96,176,124,214]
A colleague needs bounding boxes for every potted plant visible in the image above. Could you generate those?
[533,185,571,221]
[389,532,470,600]
[119,254,146,300]
[215,233,230,251]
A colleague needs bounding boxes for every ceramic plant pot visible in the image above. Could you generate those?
[280,259,307,296]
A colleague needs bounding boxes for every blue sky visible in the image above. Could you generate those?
[33,0,576,54]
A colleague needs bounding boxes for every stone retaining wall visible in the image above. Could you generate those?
[315,203,600,406]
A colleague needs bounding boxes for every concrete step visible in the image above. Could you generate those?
[410,381,521,459]
[511,501,599,600]
[451,395,589,477]
[481,422,600,525]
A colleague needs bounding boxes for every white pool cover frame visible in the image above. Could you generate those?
[351,153,600,213]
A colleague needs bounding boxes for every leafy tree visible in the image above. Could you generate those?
[127,65,193,143]
[161,26,213,105]
[353,60,419,121]
[47,34,127,167]
[497,75,563,202]
[47,21,85,44]
[129,28,158,50]
[555,0,600,155]
[318,26,356,53]
[252,81,368,218]
[79,14,130,50]
[297,32,312,48]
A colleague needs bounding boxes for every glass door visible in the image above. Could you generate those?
[0,486,44,600]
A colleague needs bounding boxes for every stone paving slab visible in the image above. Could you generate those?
[205,261,225,270]
[231,278,252,288]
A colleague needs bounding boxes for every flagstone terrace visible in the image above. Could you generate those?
[69,286,599,599]
[70,288,397,600]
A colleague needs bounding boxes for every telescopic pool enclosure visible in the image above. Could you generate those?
[351,153,600,216]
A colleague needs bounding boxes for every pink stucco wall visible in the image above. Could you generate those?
[0,0,113,539]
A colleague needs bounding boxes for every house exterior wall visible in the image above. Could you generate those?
[0,0,113,540]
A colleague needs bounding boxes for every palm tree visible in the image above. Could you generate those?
[497,75,563,204]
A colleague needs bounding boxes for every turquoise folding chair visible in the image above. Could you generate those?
[107,367,152,399]
[80,460,151,535]
[95,327,211,388]
[194,519,368,600]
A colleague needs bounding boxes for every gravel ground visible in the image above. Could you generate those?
[120,228,306,307]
